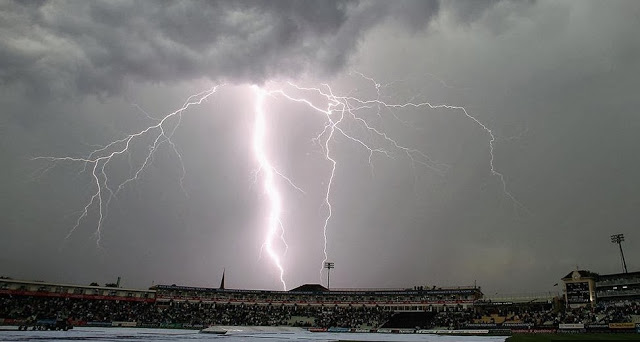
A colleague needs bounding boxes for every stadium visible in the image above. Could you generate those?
[1,267,639,336]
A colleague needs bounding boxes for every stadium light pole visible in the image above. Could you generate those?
[610,234,628,274]
[324,262,334,290]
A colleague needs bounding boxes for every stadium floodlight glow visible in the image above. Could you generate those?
[324,262,335,290]
[610,234,628,274]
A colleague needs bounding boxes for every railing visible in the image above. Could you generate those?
[596,278,640,287]
[329,288,409,292]
[597,289,640,297]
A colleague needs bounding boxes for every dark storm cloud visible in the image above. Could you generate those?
[0,0,454,100]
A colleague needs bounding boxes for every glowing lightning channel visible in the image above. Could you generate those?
[252,86,287,290]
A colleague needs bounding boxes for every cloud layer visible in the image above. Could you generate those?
[1,1,461,98]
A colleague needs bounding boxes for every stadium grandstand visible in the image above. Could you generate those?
[595,271,640,303]
[152,283,481,311]
[561,269,640,306]
[1,276,481,330]
[2,270,640,333]
[0,278,154,302]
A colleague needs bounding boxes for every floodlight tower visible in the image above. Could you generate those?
[610,234,628,273]
[324,262,335,290]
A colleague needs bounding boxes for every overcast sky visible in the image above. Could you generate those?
[1,0,639,295]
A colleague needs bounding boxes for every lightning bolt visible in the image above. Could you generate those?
[260,75,523,285]
[252,86,287,290]
[35,73,522,290]
[33,85,223,246]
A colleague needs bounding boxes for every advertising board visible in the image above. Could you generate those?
[609,322,635,329]
[511,329,557,334]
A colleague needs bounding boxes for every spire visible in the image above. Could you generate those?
[219,268,225,289]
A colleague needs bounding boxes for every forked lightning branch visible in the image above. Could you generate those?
[34,74,518,290]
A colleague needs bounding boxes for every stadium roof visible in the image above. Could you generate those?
[288,284,328,292]
[561,270,599,280]
[597,270,640,279]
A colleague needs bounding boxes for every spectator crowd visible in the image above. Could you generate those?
[0,295,391,328]
[475,300,640,327]
[1,294,638,329]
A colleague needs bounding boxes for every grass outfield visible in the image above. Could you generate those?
[506,334,640,342]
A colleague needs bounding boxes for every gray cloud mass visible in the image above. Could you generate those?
[1,0,448,100]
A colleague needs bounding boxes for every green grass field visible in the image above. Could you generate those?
[506,334,640,342]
